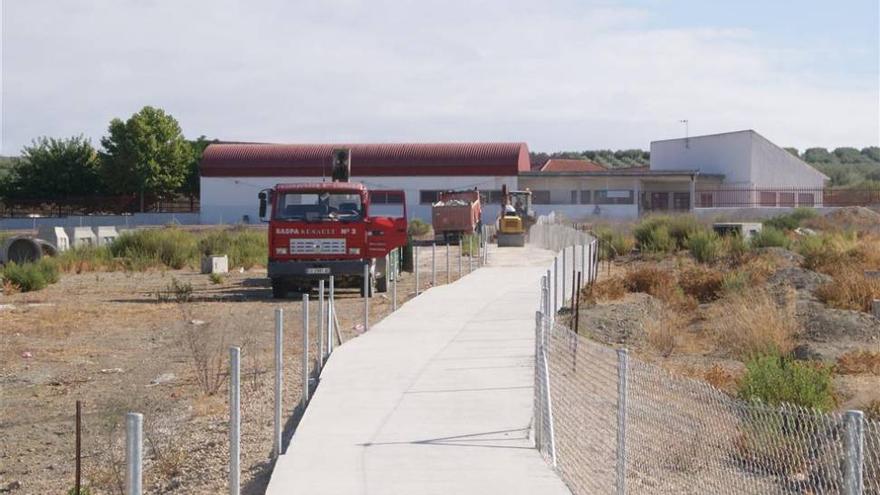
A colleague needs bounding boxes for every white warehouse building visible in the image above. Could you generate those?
[198,142,530,224]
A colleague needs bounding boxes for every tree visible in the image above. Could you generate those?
[833,147,863,164]
[0,136,101,201]
[861,146,880,162]
[180,136,217,197]
[803,147,832,164]
[783,147,799,157]
[100,106,192,211]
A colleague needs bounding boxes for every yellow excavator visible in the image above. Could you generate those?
[496,185,535,247]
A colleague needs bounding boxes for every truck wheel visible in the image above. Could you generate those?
[359,275,374,297]
[271,279,287,299]
[376,276,388,293]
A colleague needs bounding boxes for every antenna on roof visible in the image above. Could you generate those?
[680,119,689,149]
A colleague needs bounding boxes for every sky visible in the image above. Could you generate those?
[1,0,878,155]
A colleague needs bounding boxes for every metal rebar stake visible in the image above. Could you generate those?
[363,263,370,331]
[458,238,462,278]
[318,280,325,369]
[302,294,309,408]
[446,242,451,284]
[327,276,334,356]
[415,244,420,296]
[432,243,436,286]
[125,412,143,495]
[229,347,240,495]
[273,309,283,459]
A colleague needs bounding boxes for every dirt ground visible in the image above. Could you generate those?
[0,243,473,494]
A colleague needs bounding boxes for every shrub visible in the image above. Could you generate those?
[750,226,790,249]
[198,229,266,269]
[1,258,60,292]
[408,218,431,237]
[665,215,702,249]
[158,277,193,303]
[582,276,626,302]
[209,272,225,285]
[686,229,722,264]
[721,270,750,294]
[624,265,692,308]
[835,350,880,375]
[722,234,749,262]
[634,221,675,253]
[55,245,116,273]
[111,228,198,269]
[594,226,635,260]
[678,266,724,302]
[710,289,798,360]
[815,268,880,312]
[797,232,858,273]
[763,208,817,231]
[738,355,834,411]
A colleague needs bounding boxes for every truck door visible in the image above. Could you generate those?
[365,190,408,258]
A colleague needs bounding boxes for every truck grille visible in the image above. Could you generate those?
[290,238,347,255]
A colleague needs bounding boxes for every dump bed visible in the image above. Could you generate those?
[431,190,482,235]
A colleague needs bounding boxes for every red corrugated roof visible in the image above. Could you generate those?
[200,142,530,177]
[539,159,607,172]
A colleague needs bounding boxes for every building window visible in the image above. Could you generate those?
[420,190,441,204]
[699,192,714,208]
[370,191,404,204]
[779,192,795,207]
[580,190,591,204]
[759,191,777,207]
[798,193,815,207]
[595,190,634,205]
[570,190,578,204]
[532,190,551,204]
[673,192,691,210]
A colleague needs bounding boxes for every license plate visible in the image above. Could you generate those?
[306,267,331,275]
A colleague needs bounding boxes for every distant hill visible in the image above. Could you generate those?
[530,146,880,187]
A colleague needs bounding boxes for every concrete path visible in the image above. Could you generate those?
[266,245,570,495]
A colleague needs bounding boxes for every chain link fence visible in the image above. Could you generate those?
[529,217,880,495]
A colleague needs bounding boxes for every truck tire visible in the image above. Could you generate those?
[376,275,387,293]
[271,279,287,299]
[359,275,374,297]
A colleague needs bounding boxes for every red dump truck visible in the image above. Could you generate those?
[258,149,408,298]
[431,189,482,243]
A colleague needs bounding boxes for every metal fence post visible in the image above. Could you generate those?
[845,409,865,495]
[363,263,370,331]
[125,412,143,495]
[553,257,558,314]
[415,244,420,296]
[562,247,567,304]
[302,294,310,408]
[229,346,241,495]
[446,241,451,284]
[392,260,398,311]
[616,349,628,495]
[273,309,283,459]
[458,238,463,278]
[318,280,325,369]
[327,276,334,356]
[75,400,82,495]
[469,236,474,272]
[534,310,543,451]
[432,243,436,286]
[545,269,552,329]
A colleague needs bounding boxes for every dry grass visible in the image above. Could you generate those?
[703,364,740,394]
[709,288,799,360]
[644,307,690,357]
[582,276,626,302]
[835,350,880,375]
[815,268,880,312]
[624,265,697,310]
[678,266,724,303]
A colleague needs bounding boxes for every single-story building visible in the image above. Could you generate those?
[198,142,530,224]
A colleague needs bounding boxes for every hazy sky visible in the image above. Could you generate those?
[1,0,878,155]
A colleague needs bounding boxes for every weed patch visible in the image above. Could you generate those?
[678,266,724,302]
[710,289,798,360]
[738,354,835,411]
[750,227,790,249]
[582,276,626,302]
[815,269,880,312]
[1,258,60,292]
[686,229,723,264]
[835,350,880,375]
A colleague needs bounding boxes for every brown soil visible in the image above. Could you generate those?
[0,244,472,494]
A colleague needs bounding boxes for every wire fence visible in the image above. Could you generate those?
[694,186,880,208]
[529,217,880,495]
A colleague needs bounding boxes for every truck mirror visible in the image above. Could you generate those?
[258,192,267,219]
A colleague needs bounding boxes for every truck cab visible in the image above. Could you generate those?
[259,182,407,298]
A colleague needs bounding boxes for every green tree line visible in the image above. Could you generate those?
[531,146,880,187]
[0,106,216,210]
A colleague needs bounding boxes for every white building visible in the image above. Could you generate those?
[198,142,530,224]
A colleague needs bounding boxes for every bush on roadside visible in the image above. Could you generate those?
[624,265,693,308]
[815,268,880,313]
[581,276,627,302]
[710,289,798,360]
[687,229,723,264]
[198,229,267,269]
[594,226,635,260]
[678,266,724,303]
[763,208,818,231]
[111,228,198,269]
[1,258,60,292]
[738,354,835,411]
[750,226,790,249]
[407,218,431,237]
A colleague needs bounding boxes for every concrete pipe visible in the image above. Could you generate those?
[1,236,57,265]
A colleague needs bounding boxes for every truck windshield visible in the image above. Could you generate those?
[275,192,363,221]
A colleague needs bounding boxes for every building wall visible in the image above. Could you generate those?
[749,132,827,188]
[199,175,518,224]
[650,131,753,182]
